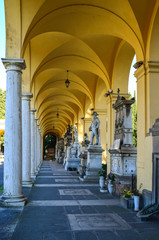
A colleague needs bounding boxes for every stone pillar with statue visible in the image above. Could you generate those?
[57,138,64,164]
[109,89,137,194]
[78,133,90,179]
[65,126,81,170]
[82,112,104,182]
[63,125,73,167]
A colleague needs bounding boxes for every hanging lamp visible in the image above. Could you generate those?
[65,70,70,88]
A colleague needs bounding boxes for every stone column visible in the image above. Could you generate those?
[1,58,26,206]
[30,109,36,178]
[37,124,40,169]
[134,63,152,191]
[40,131,43,164]
[105,95,117,173]
[55,137,58,161]
[22,93,33,186]
[34,118,38,173]
[41,133,43,163]
[38,127,41,168]
[39,131,42,165]
[83,118,92,140]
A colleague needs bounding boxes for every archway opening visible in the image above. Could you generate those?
[128,54,137,148]
[44,134,56,161]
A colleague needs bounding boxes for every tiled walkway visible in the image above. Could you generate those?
[4,161,159,239]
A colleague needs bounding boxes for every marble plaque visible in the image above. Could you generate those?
[59,189,93,195]
[112,139,121,150]
[67,213,131,230]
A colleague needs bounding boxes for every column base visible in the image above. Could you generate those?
[31,173,36,179]
[65,158,80,170]
[81,168,100,183]
[22,180,33,187]
[0,194,27,207]
[81,176,99,183]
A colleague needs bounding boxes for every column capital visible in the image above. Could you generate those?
[37,124,40,127]
[31,108,36,113]
[2,58,26,72]
[34,118,38,121]
[83,118,92,123]
[146,61,159,74]
[134,64,145,80]
[105,95,118,104]
[22,92,33,101]
[94,109,107,115]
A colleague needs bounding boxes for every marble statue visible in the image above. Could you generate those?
[74,127,78,143]
[89,112,101,145]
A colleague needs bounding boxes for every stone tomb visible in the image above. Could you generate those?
[109,92,137,191]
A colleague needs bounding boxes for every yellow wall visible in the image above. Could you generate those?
[4,0,159,193]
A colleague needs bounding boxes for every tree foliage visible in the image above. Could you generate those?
[44,134,56,154]
[0,89,6,152]
[129,91,137,147]
[0,88,6,119]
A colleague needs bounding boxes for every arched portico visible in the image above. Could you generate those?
[2,0,159,206]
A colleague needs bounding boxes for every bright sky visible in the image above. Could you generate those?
[128,55,137,97]
[0,0,137,96]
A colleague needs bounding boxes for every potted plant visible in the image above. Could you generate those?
[133,183,143,211]
[107,172,116,194]
[98,169,106,189]
[68,167,72,171]
[121,189,134,209]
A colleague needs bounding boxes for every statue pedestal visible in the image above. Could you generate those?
[59,152,65,164]
[65,157,80,170]
[65,141,81,170]
[78,153,87,179]
[109,94,137,195]
[82,145,104,182]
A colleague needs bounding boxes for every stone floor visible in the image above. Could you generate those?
[1,161,159,240]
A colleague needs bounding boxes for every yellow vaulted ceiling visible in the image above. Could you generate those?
[4,0,158,136]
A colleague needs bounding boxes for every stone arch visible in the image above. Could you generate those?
[112,41,135,93]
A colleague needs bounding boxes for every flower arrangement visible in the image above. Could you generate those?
[132,183,143,196]
[68,167,77,171]
[72,167,77,171]
[107,172,116,183]
[123,189,132,199]
[68,167,72,171]
[98,169,106,178]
